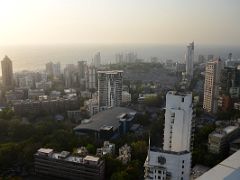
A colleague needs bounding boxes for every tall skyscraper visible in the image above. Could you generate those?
[185,42,194,79]
[98,70,123,111]
[78,61,88,90]
[115,53,124,64]
[87,66,97,90]
[145,91,193,180]
[64,64,77,88]
[203,58,223,114]
[1,56,14,90]
[53,62,61,78]
[93,52,101,68]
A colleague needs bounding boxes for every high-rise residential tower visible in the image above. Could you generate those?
[64,64,77,88]
[144,91,193,180]
[1,56,14,90]
[185,42,194,79]
[203,58,223,114]
[98,70,123,111]
[115,53,124,64]
[46,62,61,78]
[78,61,88,90]
[93,52,101,68]
[87,66,97,90]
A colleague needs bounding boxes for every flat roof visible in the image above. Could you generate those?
[224,126,238,134]
[196,150,240,180]
[167,90,192,96]
[84,155,99,162]
[97,70,123,74]
[36,148,102,165]
[38,148,53,154]
[231,137,240,144]
[211,126,239,138]
[74,107,136,132]
[192,165,210,179]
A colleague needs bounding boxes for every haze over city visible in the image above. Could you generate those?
[0,0,240,45]
[1,1,240,180]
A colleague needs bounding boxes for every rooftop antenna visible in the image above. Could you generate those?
[147,132,151,162]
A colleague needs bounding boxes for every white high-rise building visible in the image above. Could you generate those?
[203,58,223,114]
[144,91,193,180]
[185,42,194,79]
[98,70,123,111]
[163,92,193,152]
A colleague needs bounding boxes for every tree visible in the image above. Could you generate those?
[135,113,150,126]
[131,141,148,163]
[0,143,19,170]
[86,144,96,154]
[144,94,163,107]
[125,160,142,179]
[111,171,129,180]
[103,155,124,179]
[0,108,14,120]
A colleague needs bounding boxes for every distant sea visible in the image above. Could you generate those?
[0,44,240,72]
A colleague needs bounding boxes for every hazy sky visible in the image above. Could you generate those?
[0,0,239,46]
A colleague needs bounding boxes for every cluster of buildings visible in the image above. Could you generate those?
[63,52,100,90]
[3,41,240,180]
[63,61,97,90]
[13,97,79,116]
[115,52,138,64]
[34,148,105,180]
[0,53,133,119]
[202,54,240,114]
[95,141,131,164]
[34,141,131,180]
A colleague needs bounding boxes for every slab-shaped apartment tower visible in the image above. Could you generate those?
[145,91,193,180]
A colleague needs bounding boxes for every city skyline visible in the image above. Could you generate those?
[0,0,240,46]
[1,1,240,180]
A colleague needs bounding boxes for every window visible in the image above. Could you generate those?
[182,97,184,102]
[182,160,184,164]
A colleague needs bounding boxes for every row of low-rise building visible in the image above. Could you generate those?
[34,142,131,180]
[95,141,132,164]
[34,148,105,180]
[13,97,79,116]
